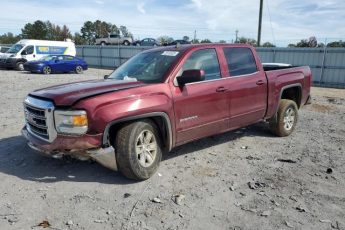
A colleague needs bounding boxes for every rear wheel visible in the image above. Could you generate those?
[101,41,106,46]
[115,120,162,180]
[16,62,24,71]
[42,66,51,75]
[123,40,130,46]
[75,65,83,74]
[269,99,298,137]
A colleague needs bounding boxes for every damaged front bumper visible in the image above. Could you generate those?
[21,126,117,171]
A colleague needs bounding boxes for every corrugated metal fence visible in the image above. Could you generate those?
[256,47,345,89]
[1,44,344,88]
[76,45,345,89]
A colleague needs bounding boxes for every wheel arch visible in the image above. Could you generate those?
[279,83,302,108]
[103,112,173,151]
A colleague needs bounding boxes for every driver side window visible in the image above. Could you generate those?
[22,45,34,55]
[178,49,221,81]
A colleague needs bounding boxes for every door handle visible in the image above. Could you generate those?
[216,87,227,92]
[256,80,264,85]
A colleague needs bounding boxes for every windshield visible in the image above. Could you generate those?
[6,44,24,54]
[108,50,180,83]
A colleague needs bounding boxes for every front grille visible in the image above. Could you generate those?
[24,96,56,142]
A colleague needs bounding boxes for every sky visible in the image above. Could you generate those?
[0,0,344,46]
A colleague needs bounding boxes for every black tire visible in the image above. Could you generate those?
[269,99,298,137]
[16,62,24,71]
[75,65,83,74]
[101,41,106,46]
[42,66,51,75]
[115,120,162,180]
[123,40,130,46]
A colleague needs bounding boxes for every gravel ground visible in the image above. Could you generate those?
[0,68,344,230]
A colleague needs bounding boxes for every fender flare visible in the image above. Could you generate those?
[279,83,302,108]
[102,112,173,151]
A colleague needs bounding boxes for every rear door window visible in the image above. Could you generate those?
[223,48,258,76]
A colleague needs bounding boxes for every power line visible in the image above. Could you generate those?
[265,0,276,45]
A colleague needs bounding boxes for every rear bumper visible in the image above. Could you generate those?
[21,125,117,170]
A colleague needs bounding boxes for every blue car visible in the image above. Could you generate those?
[24,55,88,74]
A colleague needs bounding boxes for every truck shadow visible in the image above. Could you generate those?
[0,123,273,184]
[164,122,274,160]
[0,135,131,185]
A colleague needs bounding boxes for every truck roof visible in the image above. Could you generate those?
[142,43,254,53]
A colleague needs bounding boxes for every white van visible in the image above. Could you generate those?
[0,39,76,70]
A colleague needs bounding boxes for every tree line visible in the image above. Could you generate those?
[0,20,133,45]
[1,20,345,48]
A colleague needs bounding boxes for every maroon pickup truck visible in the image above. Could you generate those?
[22,44,311,180]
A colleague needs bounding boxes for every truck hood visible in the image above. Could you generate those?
[30,79,146,106]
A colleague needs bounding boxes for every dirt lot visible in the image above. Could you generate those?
[0,68,344,230]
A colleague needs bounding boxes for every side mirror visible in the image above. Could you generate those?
[21,50,27,55]
[176,69,205,86]
[104,75,109,79]
[54,59,59,63]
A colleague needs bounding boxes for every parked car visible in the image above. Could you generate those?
[0,46,10,54]
[133,38,160,46]
[22,44,311,180]
[166,40,191,46]
[0,39,76,71]
[24,55,88,74]
[95,34,133,46]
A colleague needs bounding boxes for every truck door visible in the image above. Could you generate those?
[21,45,36,61]
[222,47,267,129]
[170,48,230,145]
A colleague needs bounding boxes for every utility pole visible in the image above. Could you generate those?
[257,0,263,46]
[193,30,196,43]
[235,30,239,43]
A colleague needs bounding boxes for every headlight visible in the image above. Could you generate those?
[54,110,88,134]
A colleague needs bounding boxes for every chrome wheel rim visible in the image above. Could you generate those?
[43,66,51,74]
[76,66,82,73]
[135,130,157,167]
[283,107,295,130]
[18,63,24,71]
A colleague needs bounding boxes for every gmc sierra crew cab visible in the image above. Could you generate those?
[22,44,312,180]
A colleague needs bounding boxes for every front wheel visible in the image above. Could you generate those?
[269,99,298,137]
[115,120,162,180]
[16,62,24,71]
[42,66,51,75]
[75,65,83,74]
[123,40,130,46]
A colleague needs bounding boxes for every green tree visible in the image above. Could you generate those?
[157,36,174,45]
[81,20,120,44]
[46,21,72,41]
[237,37,257,46]
[327,40,345,47]
[200,39,212,43]
[191,38,200,44]
[81,21,95,44]
[218,40,226,43]
[0,32,20,44]
[296,39,309,47]
[182,36,190,41]
[21,20,48,39]
[73,32,87,45]
[262,42,275,47]
[119,25,132,38]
